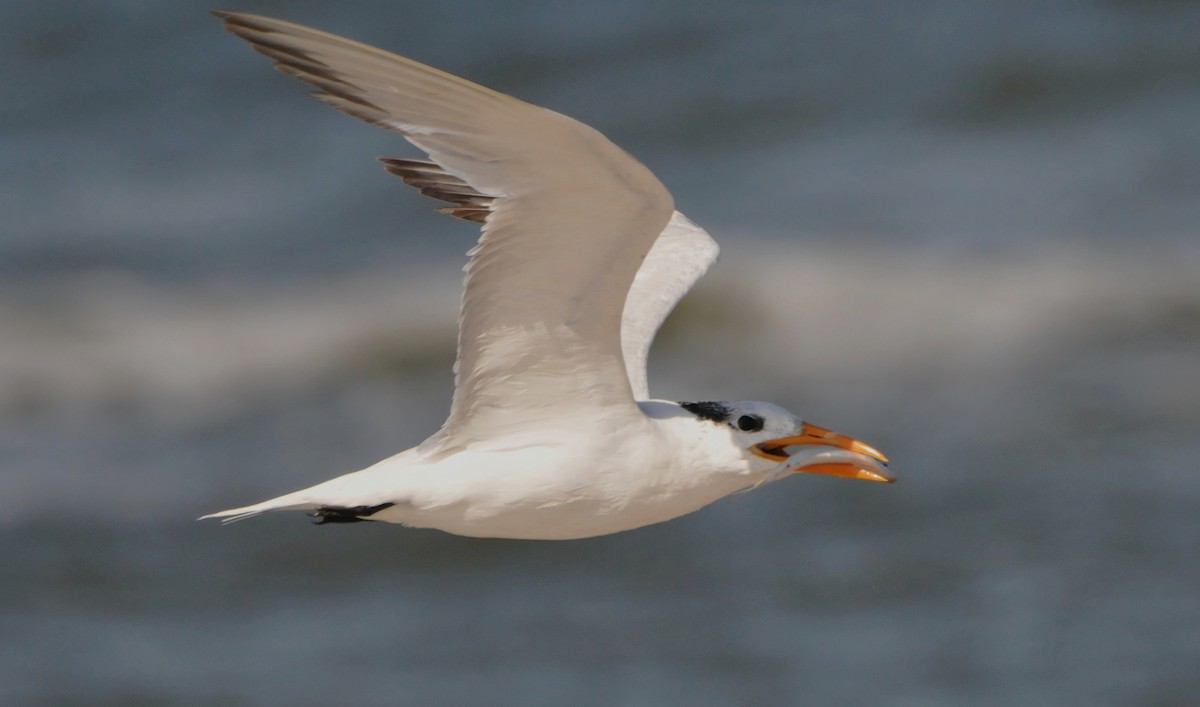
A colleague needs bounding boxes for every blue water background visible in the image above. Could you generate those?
[2,1,1199,704]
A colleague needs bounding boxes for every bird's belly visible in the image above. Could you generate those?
[374,473,744,540]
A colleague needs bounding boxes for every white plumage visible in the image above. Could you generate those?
[201,11,892,539]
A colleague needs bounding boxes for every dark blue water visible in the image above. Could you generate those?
[3,1,1199,704]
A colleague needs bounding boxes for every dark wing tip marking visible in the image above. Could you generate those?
[311,502,396,524]
[213,11,296,40]
[213,10,391,126]
[379,157,495,223]
[214,12,496,225]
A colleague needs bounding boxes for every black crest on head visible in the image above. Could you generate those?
[679,401,732,424]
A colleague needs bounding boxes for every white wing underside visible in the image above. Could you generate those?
[621,212,719,399]
[214,12,716,445]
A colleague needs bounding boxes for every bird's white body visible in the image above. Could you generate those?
[202,12,892,538]
[225,402,759,539]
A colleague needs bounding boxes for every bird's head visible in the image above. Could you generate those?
[679,400,894,484]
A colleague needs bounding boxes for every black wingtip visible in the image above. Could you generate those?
[211,9,280,35]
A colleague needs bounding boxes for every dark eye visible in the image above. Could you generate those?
[736,414,764,432]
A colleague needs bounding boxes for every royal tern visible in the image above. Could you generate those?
[201,11,893,539]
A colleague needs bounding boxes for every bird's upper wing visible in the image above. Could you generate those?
[215,12,674,444]
[620,212,719,400]
[378,161,719,402]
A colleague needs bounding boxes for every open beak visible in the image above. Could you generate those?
[750,423,894,483]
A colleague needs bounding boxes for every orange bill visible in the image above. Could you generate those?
[750,423,894,483]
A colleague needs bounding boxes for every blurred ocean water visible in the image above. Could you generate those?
[2,1,1199,704]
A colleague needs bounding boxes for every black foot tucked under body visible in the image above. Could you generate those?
[311,503,396,524]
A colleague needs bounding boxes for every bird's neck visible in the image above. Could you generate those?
[639,400,760,488]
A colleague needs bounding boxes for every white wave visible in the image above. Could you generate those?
[0,268,460,425]
[1,242,1196,428]
[679,242,1200,383]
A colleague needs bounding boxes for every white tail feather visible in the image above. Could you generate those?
[198,498,317,524]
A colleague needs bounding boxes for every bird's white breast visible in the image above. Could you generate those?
[369,411,756,539]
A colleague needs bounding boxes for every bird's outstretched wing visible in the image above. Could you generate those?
[214,11,674,444]
[380,159,718,401]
